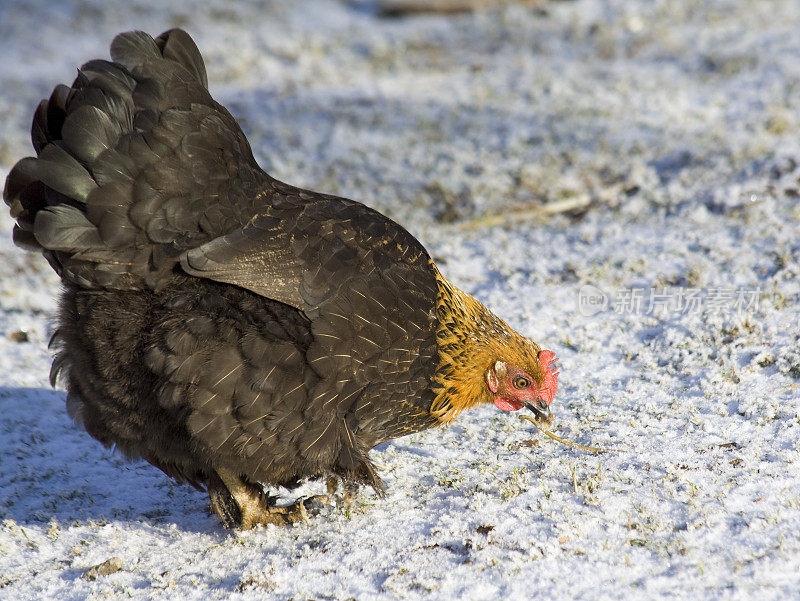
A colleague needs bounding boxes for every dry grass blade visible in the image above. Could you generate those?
[452,196,593,231]
[376,0,546,17]
[518,414,626,454]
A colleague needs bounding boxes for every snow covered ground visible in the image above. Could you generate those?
[1,0,799,599]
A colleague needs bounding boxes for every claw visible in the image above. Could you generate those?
[209,469,329,528]
[326,475,339,495]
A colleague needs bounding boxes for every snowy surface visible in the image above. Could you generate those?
[1,0,800,599]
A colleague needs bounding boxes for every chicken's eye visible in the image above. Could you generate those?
[513,376,530,389]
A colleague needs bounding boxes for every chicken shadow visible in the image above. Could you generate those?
[0,386,219,533]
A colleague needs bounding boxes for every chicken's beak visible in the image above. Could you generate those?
[523,398,552,422]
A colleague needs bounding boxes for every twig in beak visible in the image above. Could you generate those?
[518,415,626,454]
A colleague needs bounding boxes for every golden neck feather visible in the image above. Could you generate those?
[429,263,540,425]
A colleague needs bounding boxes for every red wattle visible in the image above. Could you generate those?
[493,397,524,412]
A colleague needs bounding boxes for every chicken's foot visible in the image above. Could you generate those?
[208,468,328,529]
[324,475,359,507]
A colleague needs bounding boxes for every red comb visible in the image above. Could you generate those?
[537,349,559,405]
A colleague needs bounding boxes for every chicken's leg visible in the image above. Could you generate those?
[207,468,328,529]
[325,475,359,506]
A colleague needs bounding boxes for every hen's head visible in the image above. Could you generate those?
[430,269,560,425]
[486,348,559,422]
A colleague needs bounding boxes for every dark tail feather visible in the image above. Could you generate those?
[155,28,208,89]
[109,30,162,72]
[2,28,210,287]
[111,28,208,89]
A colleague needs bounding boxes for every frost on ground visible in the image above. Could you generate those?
[0,0,799,599]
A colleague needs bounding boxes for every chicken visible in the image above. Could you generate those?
[3,29,559,528]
